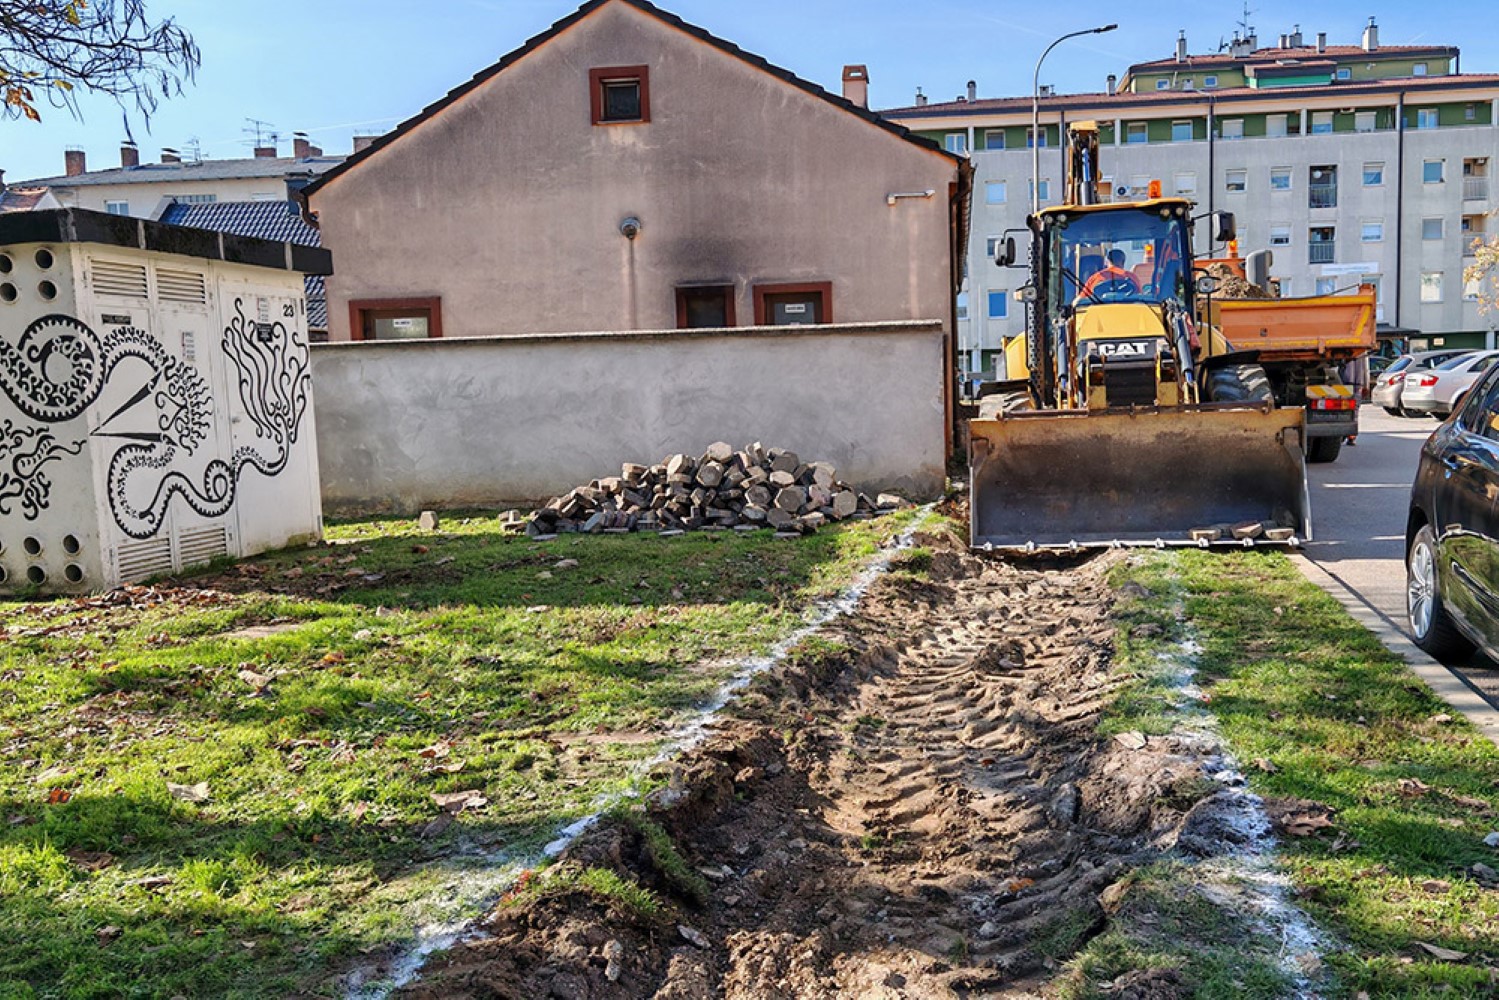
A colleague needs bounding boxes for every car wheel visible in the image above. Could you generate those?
[1383,406,1402,416]
[1407,524,1476,660]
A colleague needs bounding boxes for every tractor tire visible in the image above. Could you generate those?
[1206,364,1274,404]
[1307,435,1343,463]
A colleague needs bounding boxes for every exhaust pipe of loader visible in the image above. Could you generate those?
[968,405,1312,552]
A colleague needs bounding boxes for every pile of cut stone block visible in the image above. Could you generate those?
[523,442,905,539]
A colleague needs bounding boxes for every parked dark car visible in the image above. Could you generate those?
[1406,365,1499,661]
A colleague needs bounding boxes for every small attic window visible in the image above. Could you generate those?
[591,65,650,124]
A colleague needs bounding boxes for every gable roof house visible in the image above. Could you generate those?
[301,0,970,344]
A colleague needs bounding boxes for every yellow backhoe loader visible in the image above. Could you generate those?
[969,122,1311,551]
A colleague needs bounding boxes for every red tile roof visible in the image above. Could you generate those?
[1128,44,1457,73]
[880,73,1499,119]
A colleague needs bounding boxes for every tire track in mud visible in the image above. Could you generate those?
[405,543,1222,999]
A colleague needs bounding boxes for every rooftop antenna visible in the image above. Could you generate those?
[183,136,204,163]
[1235,1,1256,40]
[242,117,279,149]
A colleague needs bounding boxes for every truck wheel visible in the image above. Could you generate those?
[1307,435,1343,463]
[1206,364,1274,404]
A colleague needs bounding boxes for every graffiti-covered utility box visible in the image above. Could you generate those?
[0,209,333,593]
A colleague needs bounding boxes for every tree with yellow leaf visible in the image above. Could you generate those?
[1,0,197,122]
[1465,219,1499,315]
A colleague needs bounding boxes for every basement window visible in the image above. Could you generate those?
[591,66,650,125]
[675,286,735,329]
[350,297,443,340]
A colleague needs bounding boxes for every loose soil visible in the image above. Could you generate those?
[403,535,1256,999]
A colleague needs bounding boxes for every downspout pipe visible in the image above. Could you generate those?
[1395,91,1405,330]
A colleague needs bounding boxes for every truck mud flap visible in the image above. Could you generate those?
[968,407,1311,552]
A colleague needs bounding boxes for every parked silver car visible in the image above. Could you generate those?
[1371,350,1476,416]
[1402,350,1499,417]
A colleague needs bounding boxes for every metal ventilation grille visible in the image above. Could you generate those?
[91,258,149,298]
[176,525,229,569]
[156,267,208,305]
[115,537,174,581]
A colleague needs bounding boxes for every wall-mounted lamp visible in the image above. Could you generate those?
[619,216,642,239]
[886,189,936,206]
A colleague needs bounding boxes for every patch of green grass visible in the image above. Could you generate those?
[608,808,710,905]
[1106,551,1499,998]
[503,863,662,921]
[0,511,913,998]
[1060,863,1293,999]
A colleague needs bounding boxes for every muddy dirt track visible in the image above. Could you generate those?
[403,535,1235,999]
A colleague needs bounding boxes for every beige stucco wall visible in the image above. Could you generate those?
[309,321,947,512]
[47,178,290,218]
[309,0,959,340]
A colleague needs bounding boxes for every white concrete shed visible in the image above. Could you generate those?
[0,209,333,592]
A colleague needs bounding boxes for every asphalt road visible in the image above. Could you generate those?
[1303,406,1499,694]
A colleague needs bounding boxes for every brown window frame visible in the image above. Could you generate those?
[674,285,736,329]
[590,65,651,125]
[348,296,444,341]
[752,281,833,326]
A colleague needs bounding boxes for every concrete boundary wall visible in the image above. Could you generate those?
[311,321,948,514]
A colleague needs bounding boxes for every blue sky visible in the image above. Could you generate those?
[2,1,1493,183]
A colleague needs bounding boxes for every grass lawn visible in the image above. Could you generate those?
[1079,550,1499,999]
[0,511,914,999]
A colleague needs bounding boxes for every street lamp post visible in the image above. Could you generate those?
[1032,23,1117,214]
[1185,87,1218,251]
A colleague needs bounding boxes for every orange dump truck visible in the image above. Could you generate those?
[1203,255,1377,463]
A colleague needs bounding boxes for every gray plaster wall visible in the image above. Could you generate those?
[310,321,947,512]
[307,1,958,341]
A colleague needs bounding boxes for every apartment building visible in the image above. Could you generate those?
[1,138,344,220]
[884,19,1499,377]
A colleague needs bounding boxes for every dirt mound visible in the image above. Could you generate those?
[1204,262,1273,300]
[405,538,1238,998]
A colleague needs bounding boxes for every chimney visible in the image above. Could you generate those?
[352,135,377,153]
[0,169,7,192]
[1362,17,1378,52]
[1176,30,1188,63]
[1316,32,1327,54]
[914,87,928,107]
[1107,74,1117,95]
[161,147,181,164]
[967,80,977,102]
[1290,25,1303,47]
[1246,28,1258,49]
[1278,34,1290,49]
[120,141,139,168]
[293,132,312,158]
[841,64,870,109]
[64,148,86,177]
[253,145,277,159]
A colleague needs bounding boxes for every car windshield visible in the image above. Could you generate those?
[1387,357,1413,374]
[1045,206,1193,311]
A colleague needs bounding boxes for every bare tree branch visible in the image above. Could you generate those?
[0,0,199,123]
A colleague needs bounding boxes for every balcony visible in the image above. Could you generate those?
[1309,243,1336,265]
[1464,177,1489,201]
[1308,185,1338,209]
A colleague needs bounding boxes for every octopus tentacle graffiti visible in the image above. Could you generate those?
[0,419,85,519]
[0,300,311,538]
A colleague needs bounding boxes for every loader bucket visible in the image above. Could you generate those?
[968,406,1311,551]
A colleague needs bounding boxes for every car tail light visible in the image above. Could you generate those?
[1417,375,1439,387]
[1309,397,1358,411]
